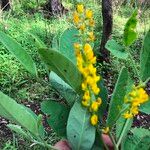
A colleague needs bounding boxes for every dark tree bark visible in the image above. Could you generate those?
[100,0,113,62]
[43,0,68,18]
[0,0,10,11]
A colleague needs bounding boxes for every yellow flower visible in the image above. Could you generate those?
[123,111,133,119]
[83,90,90,101]
[74,43,80,50]
[123,86,149,119]
[84,43,92,53]
[89,19,95,27]
[86,9,93,19]
[102,127,110,134]
[88,32,95,41]
[73,11,80,24]
[90,114,98,126]
[92,85,100,95]
[96,97,102,106]
[79,23,86,31]
[77,4,84,13]
[81,82,87,91]
[82,100,90,107]
[90,101,99,112]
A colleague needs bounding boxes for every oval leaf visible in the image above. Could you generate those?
[59,28,79,64]
[105,39,128,59]
[0,31,37,76]
[123,10,138,46]
[49,72,79,106]
[140,30,150,81]
[67,101,96,150]
[37,48,82,93]
[0,92,41,137]
[107,67,130,127]
[41,100,70,137]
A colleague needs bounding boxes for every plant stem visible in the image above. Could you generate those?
[109,132,118,150]
[116,119,130,148]
[128,52,141,81]
[96,127,109,150]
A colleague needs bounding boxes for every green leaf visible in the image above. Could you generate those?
[59,28,79,64]
[105,39,128,59]
[37,48,82,93]
[0,31,37,76]
[116,78,133,139]
[107,67,129,127]
[139,98,150,114]
[67,101,95,150]
[49,72,79,106]
[140,30,150,81]
[92,131,105,150]
[7,124,31,139]
[122,128,150,150]
[97,78,108,118]
[116,118,133,140]
[0,92,42,137]
[28,32,47,49]
[41,100,70,137]
[123,10,138,46]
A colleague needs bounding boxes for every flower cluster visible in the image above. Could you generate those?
[73,4,102,126]
[123,86,149,119]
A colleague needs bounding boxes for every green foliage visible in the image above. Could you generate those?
[50,72,78,106]
[7,124,31,140]
[37,48,82,93]
[97,79,108,118]
[105,39,128,59]
[0,92,44,138]
[107,67,130,127]
[123,10,138,46]
[59,28,79,64]
[67,101,96,150]
[140,30,150,81]
[139,98,150,114]
[41,100,70,137]
[0,31,37,76]
[122,128,150,150]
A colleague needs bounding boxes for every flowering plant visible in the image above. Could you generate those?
[0,2,150,150]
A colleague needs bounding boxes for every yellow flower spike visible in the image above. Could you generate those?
[123,86,149,119]
[73,11,80,24]
[102,127,110,134]
[90,114,98,126]
[90,101,99,112]
[77,4,84,13]
[86,9,93,19]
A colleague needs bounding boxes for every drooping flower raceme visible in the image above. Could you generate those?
[73,4,102,126]
[123,86,149,119]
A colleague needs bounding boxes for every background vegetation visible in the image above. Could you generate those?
[0,0,149,149]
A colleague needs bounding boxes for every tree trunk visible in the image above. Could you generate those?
[43,0,68,18]
[0,0,10,10]
[100,0,113,62]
